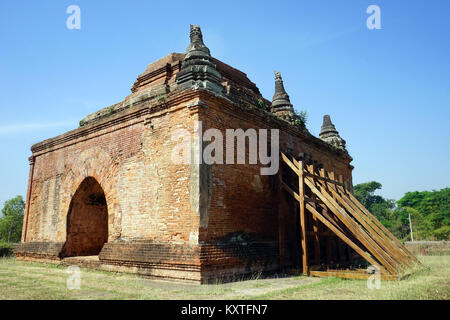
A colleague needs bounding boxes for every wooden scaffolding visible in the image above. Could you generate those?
[278,152,420,280]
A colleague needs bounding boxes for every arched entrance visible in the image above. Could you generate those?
[62,177,108,257]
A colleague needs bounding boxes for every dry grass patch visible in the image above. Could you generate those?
[0,255,448,300]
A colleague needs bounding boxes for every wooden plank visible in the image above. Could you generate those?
[304,171,346,187]
[327,173,412,267]
[306,172,379,257]
[325,170,346,264]
[306,170,401,274]
[320,205,348,236]
[305,196,322,204]
[348,190,420,264]
[336,188,412,268]
[281,183,320,206]
[279,152,410,276]
[319,174,406,272]
[310,270,399,281]
[280,152,300,175]
[304,176,398,275]
[346,191,420,265]
[324,186,399,274]
[298,160,308,275]
[305,202,386,274]
[304,163,321,266]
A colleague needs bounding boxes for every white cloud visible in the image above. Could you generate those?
[0,121,75,136]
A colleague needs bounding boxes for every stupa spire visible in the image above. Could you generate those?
[176,25,224,96]
[271,71,294,117]
[319,115,346,150]
[184,24,210,59]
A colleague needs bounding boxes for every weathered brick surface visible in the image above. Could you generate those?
[18,53,353,282]
[18,88,203,277]
[15,241,64,260]
[192,92,353,276]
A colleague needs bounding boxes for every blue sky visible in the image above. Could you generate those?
[0,0,449,211]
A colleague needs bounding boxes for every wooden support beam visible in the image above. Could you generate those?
[281,182,321,205]
[298,160,308,275]
[333,174,410,271]
[306,170,401,274]
[318,171,406,272]
[346,191,420,265]
[304,176,398,275]
[310,270,399,281]
[281,153,300,175]
[336,187,412,268]
[305,203,387,274]
[310,168,400,274]
[326,171,412,268]
[279,151,410,278]
[304,172,346,187]
[305,164,321,266]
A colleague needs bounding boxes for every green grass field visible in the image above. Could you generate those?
[0,255,448,300]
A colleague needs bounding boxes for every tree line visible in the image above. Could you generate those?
[0,196,24,243]
[354,182,449,241]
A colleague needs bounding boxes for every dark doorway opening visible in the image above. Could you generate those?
[61,177,108,257]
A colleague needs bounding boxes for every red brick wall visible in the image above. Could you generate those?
[17,88,353,282]
[18,94,202,273]
[193,93,353,280]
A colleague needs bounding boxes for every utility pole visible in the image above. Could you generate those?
[408,213,414,242]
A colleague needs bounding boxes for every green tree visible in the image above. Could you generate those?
[353,181,384,209]
[403,207,433,240]
[353,181,405,238]
[397,188,449,240]
[387,209,411,241]
[353,183,449,241]
[0,195,25,243]
[353,181,395,222]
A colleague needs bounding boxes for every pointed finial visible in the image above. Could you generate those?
[275,70,282,80]
[184,24,211,59]
[176,25,224,96]
[190,24,203,41]
[271,70,295,119]
[320,115,337,133]
[319,115,346,150]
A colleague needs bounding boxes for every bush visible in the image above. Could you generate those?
[0,242,15,257]
[434,226,450,240]
[0,195,25,243]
